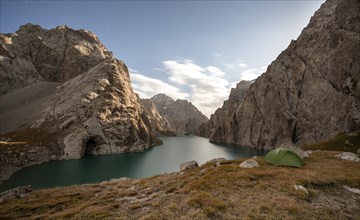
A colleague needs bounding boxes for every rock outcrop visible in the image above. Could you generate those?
[239,159,259,169]
[204,0,360,150]
[335,152,360,162]
[144,94,208,135]
[0,185,32,202]
[197,80,252,138]
[140,99,175,136]
[0,24,161,163]
[179,160,199,171]
[0,23,112,95]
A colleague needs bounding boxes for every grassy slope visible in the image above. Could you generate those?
[0,151,359,220]
[303,131,360,153]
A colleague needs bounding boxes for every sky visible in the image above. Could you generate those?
[1,0,325,117]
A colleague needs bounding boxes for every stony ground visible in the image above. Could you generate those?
[0,151,359,220]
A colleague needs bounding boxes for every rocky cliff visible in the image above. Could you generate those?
[206,0,360,150]
[0,23,161,166]
[197,80,252,138]
[145,94,208,135]
[140,99,175,136]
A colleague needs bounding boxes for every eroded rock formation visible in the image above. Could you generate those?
[204,0,360,150]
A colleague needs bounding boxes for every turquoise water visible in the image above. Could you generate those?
[0,136,259,192]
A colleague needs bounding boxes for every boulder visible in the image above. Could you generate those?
[180,160,199,171]
[343,186,360,194]
[293,184,308,195]
[206,158,227,164]
[239,159,259,168]
[335,152,360,162]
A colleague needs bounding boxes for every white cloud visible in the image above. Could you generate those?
[129,60,268,118]
[235,59,248,68]
[163,60,230,117]
[206,66,226,77]
[238,62,247,68]
[129,70,188,101]
[240,68,263,81]
[128,68,139,73]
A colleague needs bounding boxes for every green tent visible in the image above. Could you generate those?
[264,148,304,168]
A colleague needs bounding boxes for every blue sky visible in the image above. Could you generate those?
[1,0,325,116]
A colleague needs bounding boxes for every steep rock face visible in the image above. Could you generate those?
[149,94,208,135]
[140,99,175,136]
[0,23,112,94]
[0,24,161,161]
[197,80,252,138]
[208,0,360,150]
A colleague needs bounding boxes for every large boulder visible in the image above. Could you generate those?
[335,152,360,162]
[239,159,259,169]
[180,160,199,171]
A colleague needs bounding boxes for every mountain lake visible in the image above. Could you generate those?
[0,136,261,192]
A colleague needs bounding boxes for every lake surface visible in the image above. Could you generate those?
[0,136,259,192]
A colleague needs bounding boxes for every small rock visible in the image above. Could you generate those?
[85,91,99,100]
[180,160,199,171]
[0,185,32,202]
[343,186,360,194]
[293,184,308,195]
[109,177,131,182]
[239,159,259,168]
[335,152,360,162]
[205,157,226,165]
[19,152,25,157]
[94,193,99,197]
[306,150,313,154]
[252,156,258,159]
[51,155,57,160]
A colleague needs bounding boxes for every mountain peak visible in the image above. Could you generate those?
[144,93,208,135]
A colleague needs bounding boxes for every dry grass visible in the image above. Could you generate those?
[0,150,359,219]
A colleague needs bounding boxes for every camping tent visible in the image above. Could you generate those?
[264,148,304,168]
